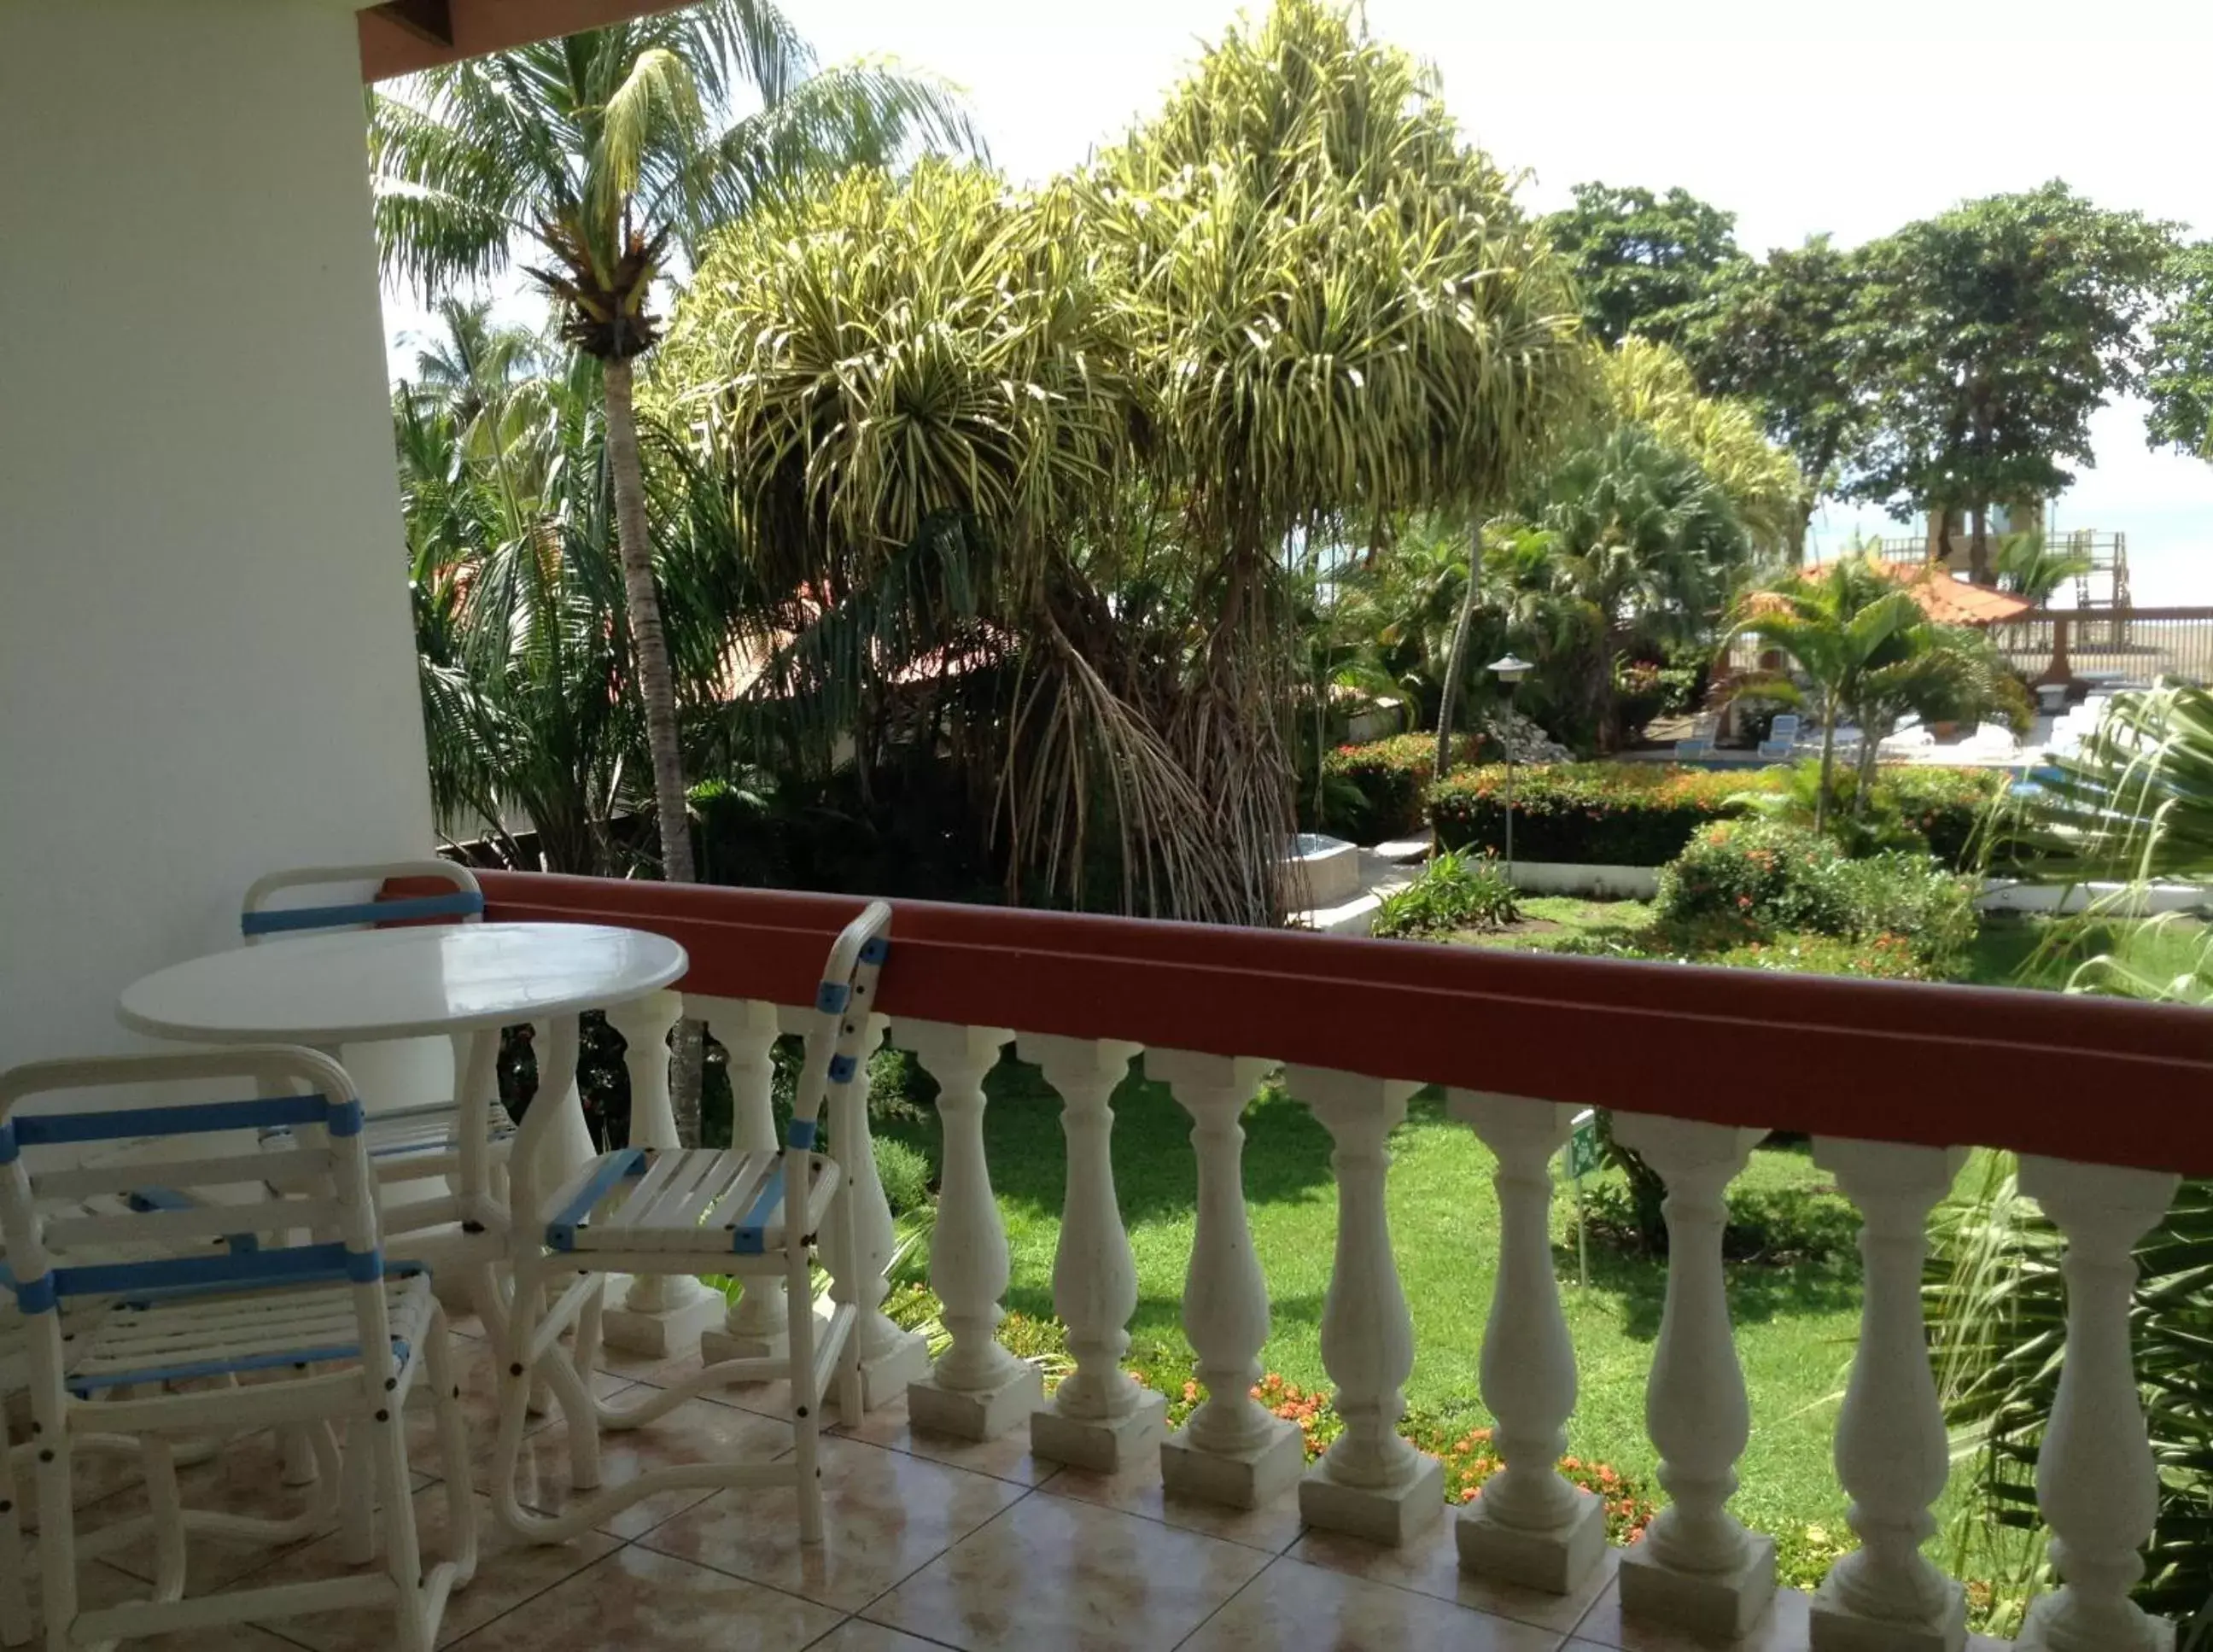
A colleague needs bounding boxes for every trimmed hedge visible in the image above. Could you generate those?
[1428,763,1750,866]
[1882,766,2006,867]
[1316,733,1490,843]
[1428,760,2006,870]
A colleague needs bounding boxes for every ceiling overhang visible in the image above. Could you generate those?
[359,0,690,80]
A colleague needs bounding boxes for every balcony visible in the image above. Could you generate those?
[172,868,2184,1652]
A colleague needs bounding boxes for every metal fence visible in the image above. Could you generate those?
[1988,608,2213,687]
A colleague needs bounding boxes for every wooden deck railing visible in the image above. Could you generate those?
[466,870,2212,1649]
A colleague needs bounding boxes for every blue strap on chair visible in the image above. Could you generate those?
[546,1149,648,1252]
[241,890,483,937]
[10,1093,336,1147]
[730,1168,786,1256]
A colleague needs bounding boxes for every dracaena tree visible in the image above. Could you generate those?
[371,1,978,899]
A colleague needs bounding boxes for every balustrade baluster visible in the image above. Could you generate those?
[1809,1138,1967,1652]
[817,1007,930,1411]
[597,990,724,1357]
[1151,1050,1303,1509]
[1289,1065,1441,1545]
[2014,1157,2180,1652]
[698,1000,788,1365]
[1020,1035,1164,1471]
[1447,1090,1604,1592]
[894,1019,1037,1439]
[1611,1113,1774,1637]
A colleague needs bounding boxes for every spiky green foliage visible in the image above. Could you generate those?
[659,0,1585,922]
[1931,685,2213,1633]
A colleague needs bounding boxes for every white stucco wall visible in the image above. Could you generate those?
[0,0,432,1064]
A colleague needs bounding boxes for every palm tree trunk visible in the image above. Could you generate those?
[1434,520,1482,779]
[1969,502,1991,587]
[1815,706,1836,836]
[603,353,704,1145]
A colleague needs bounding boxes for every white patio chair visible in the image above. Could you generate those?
[487,903,885,1545]
[1755,712,1801,761]
[0,1047,475,1652]
[241,861,516,1227]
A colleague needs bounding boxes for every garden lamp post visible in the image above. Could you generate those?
[1486,656,1532,884]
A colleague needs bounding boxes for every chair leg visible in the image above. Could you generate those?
[142,1437,185,1604]
[35,1429,74,1652]
[786,1242,823,1546]
[0,1429,28,1649]
[422,1304,478,1591]
[337,1417,377,1566]
[371,1393,433,1652]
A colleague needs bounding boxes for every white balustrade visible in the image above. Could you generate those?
[596,990,725,1357]
[1020,1034,1165,1471]
[1150,1049,1304,1509]
[813,1007,929,1409]
[895,1019,1038,1439]
[1810,1139,1967,1652]
[1288,1065,1441,1545]
[1611,1113,1775,1637]
[696,999,788,1365]
[1447,1090,1605,1593]
[522,937,2187,1646]
[2014,1157,2180,1652]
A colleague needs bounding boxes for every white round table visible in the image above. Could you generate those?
[119,921,688,1235]
[119,922,686,1046]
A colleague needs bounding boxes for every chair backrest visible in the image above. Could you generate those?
[241,860,482,943]
[788,902,895,1152]
[0,1048,392,1389]
[1769,714,1800,738]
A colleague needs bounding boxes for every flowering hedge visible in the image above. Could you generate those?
[1428,762,1751,866]
[1427,761,2005,870]
[1138,1363,1656,1544]
[1314,733,1491,843]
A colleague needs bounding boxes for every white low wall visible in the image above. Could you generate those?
[1977,880,2211,916]
[1504,861,1661,900]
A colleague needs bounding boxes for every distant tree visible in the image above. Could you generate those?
[1682,236,1868,558]
[2146,242,2213,461]
[1846,181,2180,584]
[1539,423,1753,750]
[1599,339,1803,557]
[1543,182,1743,347]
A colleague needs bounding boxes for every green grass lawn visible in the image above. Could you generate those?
[879,1055,1864,1550]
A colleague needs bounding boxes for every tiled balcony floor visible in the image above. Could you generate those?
[19,1319,2016,1652]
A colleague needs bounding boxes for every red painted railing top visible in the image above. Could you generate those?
[466,871,2213,1176]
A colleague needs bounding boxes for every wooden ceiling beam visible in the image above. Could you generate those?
[359,0,687,82]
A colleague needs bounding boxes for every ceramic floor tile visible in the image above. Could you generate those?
[831,1391,1060,1487]
[1568,1578,1811,1650]
[1181,1554,1564,1652]
[77,1430,335,1591]
[244,1486,616,1651]
[806,1621,964,1652]
[1038,1461,1305,1555]
[639,1434,1025,1612]
[1291,1508,1621,1633]
[492,1392,795,1538]
[435,1543,845,1652]
[865,1487,1272,1652]
[403,1339,634,1483]
[14,1556,305,1652]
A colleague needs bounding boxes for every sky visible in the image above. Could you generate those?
[379,0,2213,601]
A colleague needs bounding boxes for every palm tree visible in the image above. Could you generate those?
[1541,423,1753,750]
[398,304,644,876]
[1993,530,2094,607]
[371,2,978,898]
[1726,554,1921,832]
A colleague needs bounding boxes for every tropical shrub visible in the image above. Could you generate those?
[1370,849,1521,939]
[1655,819,1842,930]
[1655,819,1977,976]
[1428,762,1749,865]
[1312,733,1489,842]
[873,1137,932,1216]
